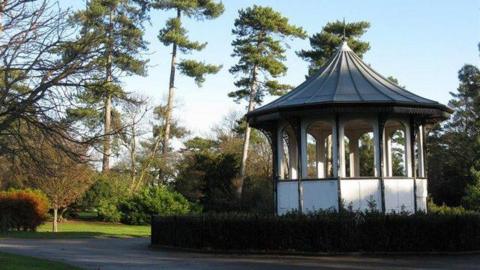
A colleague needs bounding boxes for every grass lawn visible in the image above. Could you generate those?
[0,252,81,270]
[0,220,150,239]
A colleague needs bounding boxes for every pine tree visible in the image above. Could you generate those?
[69,0,148,172]
[151,0,224,154]
[429,44,480,206]
[229,5,306,197]
[297,20,370,76]
[455,61,480,209]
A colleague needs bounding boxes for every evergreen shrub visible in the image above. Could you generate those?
[120,185,197,225]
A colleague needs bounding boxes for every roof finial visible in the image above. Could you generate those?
[342,18,346,41]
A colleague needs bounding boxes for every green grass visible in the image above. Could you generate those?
[0,252,81,270]
[0,220,150,239]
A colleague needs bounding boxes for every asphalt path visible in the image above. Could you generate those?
[1,237,478,269]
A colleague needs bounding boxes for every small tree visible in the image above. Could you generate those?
[297,20,370,76]
[30,142,94,232]
[118,97,149,184]
[38,163,93,232]
[151,0,224,154]
[229,5,306,197]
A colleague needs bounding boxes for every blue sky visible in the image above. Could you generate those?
[64,0,479,137]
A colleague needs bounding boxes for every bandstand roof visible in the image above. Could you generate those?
[247,41,452,126]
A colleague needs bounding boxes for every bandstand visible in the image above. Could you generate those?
[247,41,451,214]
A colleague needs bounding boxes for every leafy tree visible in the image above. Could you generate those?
[463,173,480,211]
[29,142,94,232]
[69,0,148,172]
[183,136,218,152]
[0,0,106,167]
[175,112,274,213]
[391,130,406,176]
[359,133,374,176]
[151,0,224,154]
[229,5,306,197]
[297,20,370,76]
[175,150,239,211]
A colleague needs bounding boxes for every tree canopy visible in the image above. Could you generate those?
[68,0,149,171]
[152,0,224,154]
[229,5,306,104]
[297,20,370,76]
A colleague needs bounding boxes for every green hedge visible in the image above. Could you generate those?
[151,212,480,252]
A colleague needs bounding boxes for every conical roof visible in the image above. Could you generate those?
[247,41,451,123]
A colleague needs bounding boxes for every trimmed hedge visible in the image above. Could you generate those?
[151,212,480,252]
[0,189,49,232]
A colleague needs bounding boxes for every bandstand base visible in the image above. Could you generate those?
[276,178,427,215]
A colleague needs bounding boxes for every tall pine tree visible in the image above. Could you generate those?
[297,20,370,76]
[229,5,306,197]
[151,0,224,154]
[429,45,480,206]
[69,0,148,172]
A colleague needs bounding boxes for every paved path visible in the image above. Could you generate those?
[1,237,480,269]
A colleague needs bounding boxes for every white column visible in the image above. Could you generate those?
[348,134,360,177]
[405,122,413,177]
[332,120,339,178]
[300,120,308,179]
[373,119,381,177]
[338,120,346,178]
[386,132,393,177]
[418,125,425,178]
[327,135,332,177]
[316,134,326,178]
[276,126,284,179]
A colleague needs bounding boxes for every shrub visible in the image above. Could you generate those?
[427,198,474,214]
[0,189,49,232]
[240,175,273,213]
[78,178,115,210]
[119,185,197,225]
[97,199,122,223]
[152,212,480,252]
[77,173,130,222]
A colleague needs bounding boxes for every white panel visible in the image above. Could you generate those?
[302,180,338,212]
[277,181,299,215]
[340,179,381,211]
[416,179,428,212]
[384,179,414,213]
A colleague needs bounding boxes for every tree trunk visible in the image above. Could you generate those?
[103,94,112,172]
[162,9,180,155]
[130,122,137,180]
[52,207,58,233]
[102,8,114,172]
[236,65,259,198]
[0,1,5,34]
